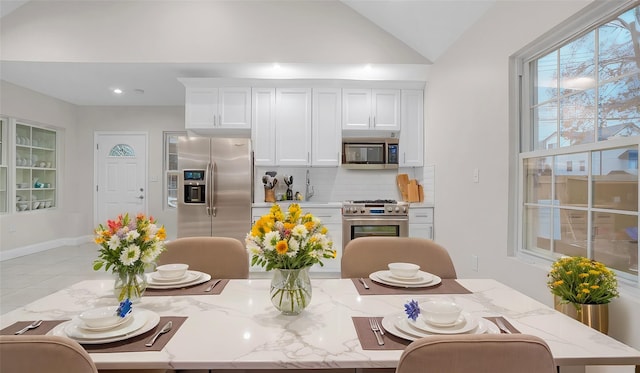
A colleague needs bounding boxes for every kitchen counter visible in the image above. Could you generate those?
[252,201,343,208]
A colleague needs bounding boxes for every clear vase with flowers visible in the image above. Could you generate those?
[93,213,167,302]
[246,203,336,315]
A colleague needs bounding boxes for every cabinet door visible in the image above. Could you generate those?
[276,88,312,166]
[219,88,251,129]
[342,89,371,130]
[252,88,276,166]
[312,88,342,166]
[372,89,400,130]
[400,90,424,167]
[185,88,218,129]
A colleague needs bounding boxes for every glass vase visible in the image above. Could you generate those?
[114,270,148,302]
[270,267,312,315]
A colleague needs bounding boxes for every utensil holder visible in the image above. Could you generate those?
[264,187,276,203]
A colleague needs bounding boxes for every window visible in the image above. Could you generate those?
[516,3,640,281]
[164,132,185,209]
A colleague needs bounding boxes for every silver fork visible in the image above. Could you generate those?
[369,318,384,345]
[14,320,43,335]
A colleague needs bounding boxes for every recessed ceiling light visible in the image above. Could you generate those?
[112,88,123,95]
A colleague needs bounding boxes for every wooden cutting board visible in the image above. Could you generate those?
[397,174,409,201]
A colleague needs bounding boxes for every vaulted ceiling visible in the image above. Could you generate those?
[0,0,494,105]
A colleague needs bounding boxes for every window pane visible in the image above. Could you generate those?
[555,153,588,205]
[525,157,552,203]
[598,7,640,82]
[560,31,595,97]
[533,103,558,150]
[560,89,596,146]
[525,206,552,253]
[559,209,588,252]
[598,73,640,139]
[167,173,178,209]
[592,146,638,211]
[594,213,638,274]
[535,51,558,104]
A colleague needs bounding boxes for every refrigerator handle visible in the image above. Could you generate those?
[205,162,212,216]
[209,161,216,217]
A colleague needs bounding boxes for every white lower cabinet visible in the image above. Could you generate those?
[409,207,434,240]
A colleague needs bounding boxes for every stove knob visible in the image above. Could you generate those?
[351,207,358,213]
[394,206,400,213]
[360,208,366,214]
[386,206,393,212]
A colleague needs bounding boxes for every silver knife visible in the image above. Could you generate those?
[496,318,512,334]
[145,321,172,347]
[359,278,370,289]
[204,279,221,292]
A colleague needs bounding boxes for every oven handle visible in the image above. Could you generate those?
[342,216,409,224]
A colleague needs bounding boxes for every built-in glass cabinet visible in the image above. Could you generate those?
[0,118,7,213]
[15,122,57,212]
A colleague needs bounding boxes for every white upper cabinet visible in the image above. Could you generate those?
[312,88,342,166]
[342,89,400,131]
[252,88,277,166]
[184,85,251,133]
[400,89,424,167]
[276,88,312,166]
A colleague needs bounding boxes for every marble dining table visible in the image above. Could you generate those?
[1,277,640,372]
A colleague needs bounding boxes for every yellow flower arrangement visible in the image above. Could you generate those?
[547,256,619,307]
[245,203,336,270]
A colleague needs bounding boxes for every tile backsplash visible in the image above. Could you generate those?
[255,166,433,204]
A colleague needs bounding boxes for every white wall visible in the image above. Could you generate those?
[425,0,640,368]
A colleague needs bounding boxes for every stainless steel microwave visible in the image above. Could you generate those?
[342,138,399,169]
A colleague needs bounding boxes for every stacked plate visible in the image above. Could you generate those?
[146,270,211,289]
[48,308,160,344]
[381,312,500,341]
[369,270,442,288]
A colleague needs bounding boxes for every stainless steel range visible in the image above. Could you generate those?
[342,199,409,249]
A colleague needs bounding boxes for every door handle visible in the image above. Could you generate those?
[136,195,144,200]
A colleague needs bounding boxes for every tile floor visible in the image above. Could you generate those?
[0,243,112,314]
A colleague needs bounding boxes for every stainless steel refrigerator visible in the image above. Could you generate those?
[177,136,252,241]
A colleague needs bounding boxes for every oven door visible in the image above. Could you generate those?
[342,216,409,250]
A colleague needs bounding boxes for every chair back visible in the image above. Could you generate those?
[395,334,556,373]
[158,236,249,279]
[341,237,457,279]
[0,335,98,373]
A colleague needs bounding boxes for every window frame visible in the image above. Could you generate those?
[510,0,640,287]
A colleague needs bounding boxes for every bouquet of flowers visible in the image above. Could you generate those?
[547,256,619,308]
[245,203,336,270]
[94,213,167,301]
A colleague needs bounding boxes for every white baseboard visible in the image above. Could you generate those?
[0,235,93,261]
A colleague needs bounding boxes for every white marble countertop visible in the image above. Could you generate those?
[1,279,639,370]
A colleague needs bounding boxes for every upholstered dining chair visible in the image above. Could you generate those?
[157,236,249,279]
[341,237,457,279]
[0,335,98,373]
[395,334,556,373]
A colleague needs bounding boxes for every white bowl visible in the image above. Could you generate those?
[79,306,122,328]
[156,263,189,279]
[420,300,462,325]
[388,262,420,278]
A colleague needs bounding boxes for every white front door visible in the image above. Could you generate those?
[95,132,148,225]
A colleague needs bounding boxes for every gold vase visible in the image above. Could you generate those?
[554,296,609,334]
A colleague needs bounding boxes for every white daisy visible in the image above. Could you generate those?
[126,230,140,241]
[108,235,121,250]
[291,225,308,238]
[120,244,140,266]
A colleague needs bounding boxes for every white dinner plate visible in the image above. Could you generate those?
[149,271,190,283]
[146,271,211,289]
[147,270,199,286]
[78,313,133,332]
[49,309,160,344]
[64,309,148,339]
[381,313,499,341]
[370,271,442,288]
[376,270,434,285]
[408,312,479,334]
